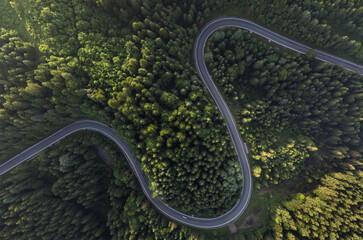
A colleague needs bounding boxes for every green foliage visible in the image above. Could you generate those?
[272,170,363,239]
[0,147,109,239]
[0,1,246,238]
[91,1,243,216]
[305,49,316,59]
[207,24,363,239]
[243,0,363,63]
[207,27,363,187]
[1,0,363,238]
[39,133,112,208]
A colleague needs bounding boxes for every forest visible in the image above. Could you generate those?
[206,26,362,239]
[219,0,363,64]
[0,0,362,239]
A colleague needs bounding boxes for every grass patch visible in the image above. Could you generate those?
[234,188,271,228]
[194,187,272,239]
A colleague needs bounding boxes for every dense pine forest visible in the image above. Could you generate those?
[238,0,363,64]
[0,0,362,239]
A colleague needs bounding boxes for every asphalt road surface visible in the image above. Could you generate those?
[203,18,363,74]
[1,17,362,230]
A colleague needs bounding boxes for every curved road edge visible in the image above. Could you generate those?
[1,17,362,230]
[0,120,247,229]
[202,17,363,75]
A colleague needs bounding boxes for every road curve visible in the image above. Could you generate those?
[0,120,247,229]
[1,17,363,230]
[204,17,363,75]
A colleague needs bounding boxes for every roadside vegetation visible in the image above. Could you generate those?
[0,0,362,239]
[209,0,363,64]
[206,25,362,239]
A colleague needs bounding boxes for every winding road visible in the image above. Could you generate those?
[1,17,362,230]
